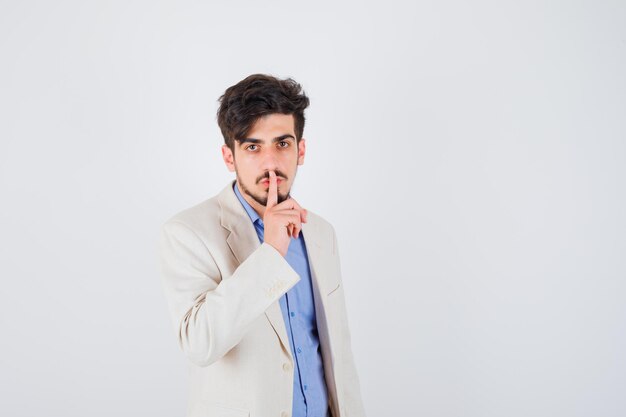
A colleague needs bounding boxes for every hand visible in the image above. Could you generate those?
[262,170,308,257]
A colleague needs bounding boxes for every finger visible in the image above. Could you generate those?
[276,212,303,226]
[276,214,302,237]
[266,170,278,208]
[290,217,301,239]
[283,209,302,237]
[275,197,302,210]
[286,221,301,239]
[275,197,307,222]
[273,208,303,217]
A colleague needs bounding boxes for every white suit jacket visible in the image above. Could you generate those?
[159,181,366,417]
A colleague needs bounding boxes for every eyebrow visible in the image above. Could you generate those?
[235,134,296,146]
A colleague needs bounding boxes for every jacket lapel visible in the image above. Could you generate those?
[302,221,340,296]
[301,219,340,410]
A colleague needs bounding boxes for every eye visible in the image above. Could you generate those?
[246,144,258,151]
[278,141,290,148]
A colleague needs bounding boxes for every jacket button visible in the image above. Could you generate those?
[282,363,291,371]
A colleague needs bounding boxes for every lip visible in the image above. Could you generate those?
[261,178,283,187]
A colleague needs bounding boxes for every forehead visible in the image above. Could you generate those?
[247,113,295,140]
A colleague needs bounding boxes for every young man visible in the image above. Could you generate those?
[159,74,365,417]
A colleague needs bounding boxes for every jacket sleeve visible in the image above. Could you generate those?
[159,220,300,367]
[331,227,367,417]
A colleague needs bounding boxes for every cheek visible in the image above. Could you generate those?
[240,165,260,182]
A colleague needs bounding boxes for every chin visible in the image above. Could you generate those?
[264,190,291,205]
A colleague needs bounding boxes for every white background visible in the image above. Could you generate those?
[1,1,625,416]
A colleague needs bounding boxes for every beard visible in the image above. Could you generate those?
[237,169,292,207]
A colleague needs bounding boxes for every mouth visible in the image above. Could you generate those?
[260,178,283,188]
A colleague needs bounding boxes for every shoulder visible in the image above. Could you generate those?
[165,195,220,224]
[305,209,335,233]
[161,194,223,239]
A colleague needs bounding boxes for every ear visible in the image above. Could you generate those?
[221,144,236,172]
[297,138,306,166]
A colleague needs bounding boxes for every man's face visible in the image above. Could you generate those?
[221,113,306,213]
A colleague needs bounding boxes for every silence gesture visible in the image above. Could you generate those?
[262,170,308,257]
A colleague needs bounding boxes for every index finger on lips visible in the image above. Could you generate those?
[267,170,278,208]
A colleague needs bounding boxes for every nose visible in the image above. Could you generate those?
[260,147,280,172]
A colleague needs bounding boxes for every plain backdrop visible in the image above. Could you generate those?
[1,1,625,416]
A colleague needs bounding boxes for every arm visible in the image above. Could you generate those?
[159,220,300,367]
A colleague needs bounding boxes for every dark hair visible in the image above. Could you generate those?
[217,74,310,151]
